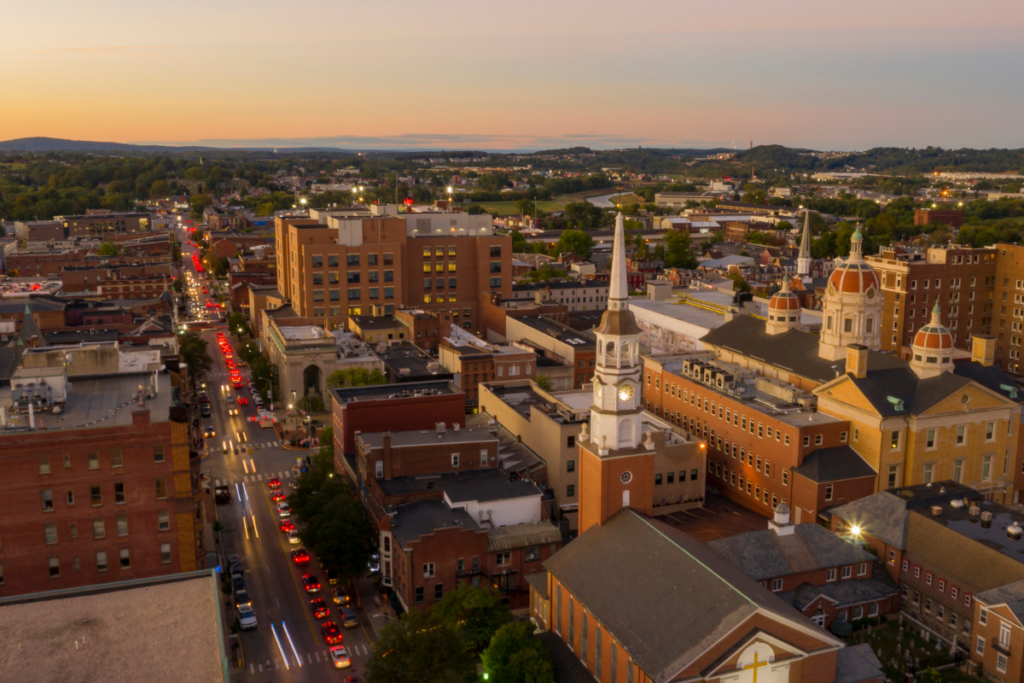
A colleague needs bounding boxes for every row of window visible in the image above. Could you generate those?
[902,559,973,607]
[42,510,171,545]
[555,584,634,683]
[41,479,167,512]
[37,447,165,474]
[310,253,393,268]
[903,584,972,637]
[312,287,394,301]
[424,278,459,290]
[30,544,174,582]
[312,270,393,285]
[422,262,458,273]
[710,460,786,508]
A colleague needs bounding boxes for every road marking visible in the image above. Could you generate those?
[307,653,312,664]
[256,474,263,482]
[243,475,250,483]
[258,663,263,673]
[215,479,222,487]
[276,598,280,607]
[249,663,254,674]
[315,651,321,662]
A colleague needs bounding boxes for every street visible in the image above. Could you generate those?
[180,235,376,682]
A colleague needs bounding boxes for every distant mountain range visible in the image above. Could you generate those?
[0,137,218,153]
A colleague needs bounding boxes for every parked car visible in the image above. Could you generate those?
[237,603,257,631]
[340,607,359,628]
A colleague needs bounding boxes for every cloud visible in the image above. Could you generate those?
[36,45,170,55]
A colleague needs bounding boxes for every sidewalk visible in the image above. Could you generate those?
[355,576,395,641]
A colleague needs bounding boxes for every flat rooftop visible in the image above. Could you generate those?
[391,499,481,548]
[381,342,452,379]
[331,380,458,403]
[34,373,171,431]
[912,497,1024,563]
[350,314,403,331]
[358,425,497,449]
[279,325,332,341]
[484,381,591,424]
[0,571,225,683]
[515,316,593,346]
[378,466,541,504]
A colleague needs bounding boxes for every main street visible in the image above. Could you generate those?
[180,237,375,681]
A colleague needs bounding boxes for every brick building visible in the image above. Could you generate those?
[393,308,454,352]
[439,327,537,409]
[993,244,1024,374]
[708,506,899,630]
[865,245,995,353]
[481,289,570,342]
[507,280,610,313]
[275,206,512,332]
[0,369,203,597]
[55,211,154,238]
[913,209,966,228]
[331,381,465,460]
[504,316,596,388]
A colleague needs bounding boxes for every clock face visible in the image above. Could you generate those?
[618,384,634,402]
[620,471,632,484]
[828,284,837,296]
[866,287,876,299]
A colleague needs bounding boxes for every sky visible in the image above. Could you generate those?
[2,0,1023,151]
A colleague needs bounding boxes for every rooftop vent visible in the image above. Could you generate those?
[931,505,943,516]
[981,511,994,522]
[969,505,981,516]
[950,499,965,509]
[1009,522,1023,540]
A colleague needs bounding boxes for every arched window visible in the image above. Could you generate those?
[837,609,848,622]
[868,603,879,617]
[852,605,863,619]
[811,609,826,627]
[827,315,833,331]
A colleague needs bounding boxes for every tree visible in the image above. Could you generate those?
[510,230,528,253]
[326,367,387,389]
[367,609,476,683]
[520,264,565,284]
[179,331,213,380]
[149,180,172,197]
[535,374,553,392]
[554,229,594,260]
[728,273,751,293]
[482,621,554,683]
[434,582,512,652]
[96,242,119,256]
[227,312,251,338]
[663,230,698,269]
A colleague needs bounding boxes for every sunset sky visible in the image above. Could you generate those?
[3,0,1023,150]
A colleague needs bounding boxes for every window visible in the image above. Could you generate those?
[890,430,900,449]
[980,608,988,626]
[956,425,966,445]
[158,510,170,532]
[857,563,867,576]
[581,612,588,660]
[771,578,783,592]
[451,454,460,468]
[983,454,993,481]
[567,484,575,497]
[114,482,126,505]
[347,254,360,267]
[38,456,50,475]
[160,543,172,564]
[923,462,935,484]
[423,563,435,578]
[63,454,70,469]
[45,524,57,545]
[88,452,99,470]
[998,654,1008,674]
[939,579,946,592]
[782,470,788,486]
[802,436,809,447]
[92,518,105,539]
[888,549,896,565]
[953,458,964,483]
[977,636,985,656]
[567,460,575,472]
[415,587,424,604]
[826,568,837,582]
[1000,623,1012,650]
[914,565,921,578]
[90,485,102,506]
[825,484,834,501]
[120,548,131,569]
[117,515,128,537]
[902,559,909,572]
[435,584,443,601]
[926,429,936,449]
[496,552,511,566]
[841,566,852,579]
[655,473,662,485]
[49,557,60,578]
[526,546,540,562]
[42,489,54,511]
[70,523,77,539]
[153,446,165,463]
[155,478,167,500]
[111,449,122,468]
[887,464,900,489]
[951,586,959,599]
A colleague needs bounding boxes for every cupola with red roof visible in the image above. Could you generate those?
[818,228,883,360]
[910,303,955,379]
[766,276,801,335]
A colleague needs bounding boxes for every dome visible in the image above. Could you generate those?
[914,305,954,350]
[769,276,801,311]
[827,262,880,295]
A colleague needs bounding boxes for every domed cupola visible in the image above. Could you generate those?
[766,276,801,335]
[910,303,955,379]
[818,228,883,360]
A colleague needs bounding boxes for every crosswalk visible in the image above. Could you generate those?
[214,470,295,487]
[209,440,280,455]
[247,643,372,674]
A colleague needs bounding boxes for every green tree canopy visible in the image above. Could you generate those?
[179,331,212,380]
[554,229,594,260]
[510,230,528,253]
[367,608,476,683]
[96,241,119,256]
[663,230,698,269]
[326,367,387,389]
[482,621,554,683]
[433,582,512,652]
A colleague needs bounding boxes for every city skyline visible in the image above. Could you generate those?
[2,0,1023,150]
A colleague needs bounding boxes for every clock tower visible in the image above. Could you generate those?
[578,213,655,533]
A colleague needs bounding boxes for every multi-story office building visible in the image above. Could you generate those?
[865,245,996,354]
[55,211,154,238]
[275,206,511,331]
[0,362,203,597]
[993,244,1024,374]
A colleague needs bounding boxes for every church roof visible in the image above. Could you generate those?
[792,446,876,484]
[707,523,875,581]
[837,366,1020,417]
[19,305,45,347]
[835,644,886,683]
[700,315,904,384]
[544,509,839,683]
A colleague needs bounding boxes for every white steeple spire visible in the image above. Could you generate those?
[609,212,629,307]
[797,210,812,282]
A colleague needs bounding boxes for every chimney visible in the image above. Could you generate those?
[846,344,869,379]
[971,334,995,367]
[131,410,150,427]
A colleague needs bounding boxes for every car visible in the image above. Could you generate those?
[234,589,251,608]
[340,607,359,628]
[302,574,321,593]
[290,548,310,565]
[368,553,380,574]
[280,520,295,533]
[287,529,301,544]
[331,588,351,606]
[322,622,343,645]
[198,392,209,404]
[237,603,257,631]
[228,554,242,574]
[238,397,249,406]
[201,404,211,417]
[231,575,245,593]
[202,288,208,294]
[271,491,286,502]
[329,645,350,667]
[225,393,233,404]
[324,568,339,585]
[233,380,243,389]
[228,408,239,416]
[277,502,291,517]
[204,425,216,438]
[268,478,281,490]
[310,598,330,619]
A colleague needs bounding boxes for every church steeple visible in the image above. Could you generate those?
[797,210,812,282]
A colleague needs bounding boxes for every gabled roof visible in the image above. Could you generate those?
[793,446,876,484]
[707,523,875,581]
[835,644,885,683]
[977,579,1024,623]
[700,316,903,384]
[829,491,911,550]
[544,510,840,683]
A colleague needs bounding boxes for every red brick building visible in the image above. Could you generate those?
[913,209,965,228]
[0,369,203,597]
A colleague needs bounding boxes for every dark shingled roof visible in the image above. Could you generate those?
[389,500,482,548]
[952,361,1024,403]
[525,571,549,601]
[707,523,875,581]
[793,446,876,484]
[544,509,840,683]
[699,316,904,384]
[783,565,899,610]
[835,644,885,683]
[977,579,1024,622]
